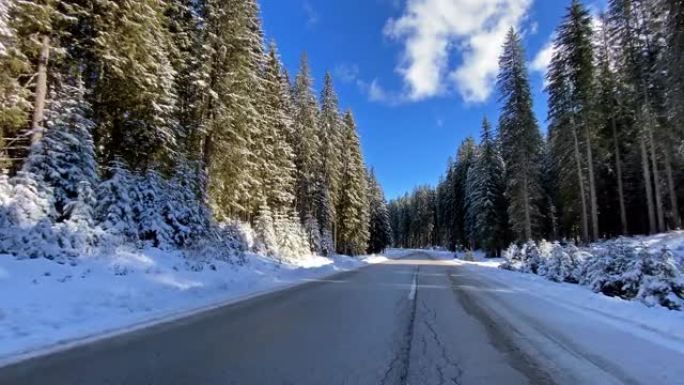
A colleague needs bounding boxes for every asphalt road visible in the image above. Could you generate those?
[0,253,682,385]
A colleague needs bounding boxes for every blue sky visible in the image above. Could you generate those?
[260,0,603,200]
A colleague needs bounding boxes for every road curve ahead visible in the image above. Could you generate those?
[0,253,682,385]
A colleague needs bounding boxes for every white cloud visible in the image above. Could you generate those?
[530,39,554,76]
[367,79,404,105]
[334,64,360,83]
[384,0,533,103]
[303,1,318,27]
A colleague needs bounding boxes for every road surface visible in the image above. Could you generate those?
[0,253,682,385]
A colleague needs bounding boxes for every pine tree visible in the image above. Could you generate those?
[455,137,477,248]
[254,200,278,257]
[166,0,205,156]
[23,77,97,221]
[367,169,392,254]
[663,0,684,229]
[547,0,599,242]
[292,53,322,225]
[0,0,31,170]
[96,160,141,243]
[261,43,296,214]
[595,11,629,236]
[497,28,544,241]
[319,72,343,234]
[337,111,369,255]
[200,0,265,220]
[466,118,508,257]
[607,0,666,234]
[80,0,178,169]
[10,0,72,147]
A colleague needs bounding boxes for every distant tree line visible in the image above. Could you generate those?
[0,0,392,259]
[390,0,684,257]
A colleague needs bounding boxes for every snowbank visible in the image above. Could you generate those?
[0,249,393,364]
[451,257,684,348]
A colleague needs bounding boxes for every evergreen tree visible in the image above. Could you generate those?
[454,137,477,248]
[166,0,204,156]
[497,28,544,241]
[337,111,369,255]
[367,169,392,254]
[663,0,684,229]
[318,72,343,234]
[607,0,666,234]
[292,53,321,225]
[200,0,265,219]
[595,12,630,236]
[466,118,508,257]
[0,0,31,170]
[547,0,599,242]
[261,43,296,213]
[23,77,97,221]
[82,0,179,169]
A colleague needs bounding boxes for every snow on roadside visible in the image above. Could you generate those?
[451,258,684,350]
[404,238,684,347]
[0,249,396,363]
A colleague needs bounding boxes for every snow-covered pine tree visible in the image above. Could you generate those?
[466,118,508,257]
[165,0,205,156]
[0,0,29,171]
[0,0,58,170]
[200,0,266,220]
[607,0,666,235]
[137,168,175,248]
[464,152,479,250]
[594,12,629,236]
[547,0,599,243]
[0,171,59,259]
[304,211,323,255]
[273,210,311,261]
[318,72,343,235]
[662,0,684,230]
[367,169,392,254]
[95,160,142,244]
[254,200,279,257]
[23,77,97,221]
[166,159,212,247]
[292,53,322,225]
[80,0,178,170]
[59,180,99,256]
[261,42,296,214]
[497,28,544,242]
[448,138,477,248]
[337,111,370,255]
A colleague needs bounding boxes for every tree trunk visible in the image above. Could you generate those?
[646,119,665,233]
[664,148,682,229]
[30,35,51,145]
[611,115,628,235]
[522,172,532,241]
[572,118,590,243]
[585,127,599,241]
[639,129,657,234]
[201,134,213,186]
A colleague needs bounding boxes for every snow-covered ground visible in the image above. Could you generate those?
[412,244,684,383]
[413,233,684,350]
[449,257,684,343]
[0,248,413,365]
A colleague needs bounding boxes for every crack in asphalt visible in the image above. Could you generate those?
[380,267,419,385]
[418,298,463,385]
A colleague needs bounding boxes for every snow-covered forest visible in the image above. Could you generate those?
[390,0,684,256]
[388,0,684,310]
[0,0,393,261]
